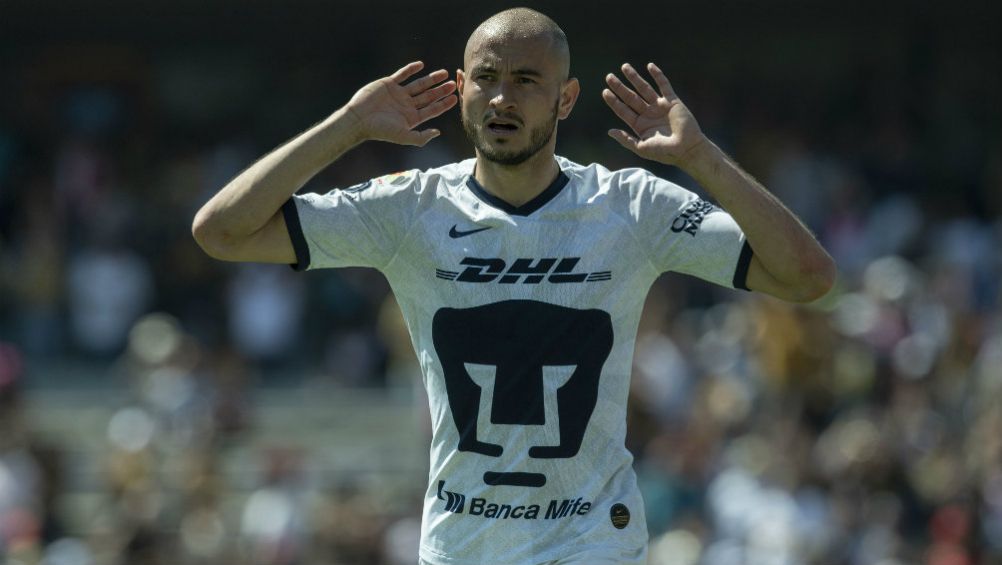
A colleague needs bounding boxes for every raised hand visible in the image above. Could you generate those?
[345,61,458,147]
[602,62,706,166]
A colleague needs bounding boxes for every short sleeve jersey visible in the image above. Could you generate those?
[283,156,752,565]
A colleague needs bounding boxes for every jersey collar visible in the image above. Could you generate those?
[465,167,570,217]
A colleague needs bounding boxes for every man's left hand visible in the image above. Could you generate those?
[603,62,707,167]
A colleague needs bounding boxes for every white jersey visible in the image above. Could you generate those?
[283,156,752,565]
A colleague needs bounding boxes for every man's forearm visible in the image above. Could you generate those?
[681,139,835,290]
[193,107,364,241]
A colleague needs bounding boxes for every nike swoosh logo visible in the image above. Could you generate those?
[449,225,492,239]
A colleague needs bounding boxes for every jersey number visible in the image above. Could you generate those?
[432,300,613,487]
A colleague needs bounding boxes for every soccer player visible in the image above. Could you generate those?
[192,8,835,565]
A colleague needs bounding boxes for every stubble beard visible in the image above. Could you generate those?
[462,100,560,167]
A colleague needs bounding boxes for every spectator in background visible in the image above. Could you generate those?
[4,178,65,357]
[66,201,153,358]
[226,263,305,367]
[0,343,72,562]
[240,448,309,565]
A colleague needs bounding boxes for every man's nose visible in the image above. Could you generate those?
[488,83,517,110]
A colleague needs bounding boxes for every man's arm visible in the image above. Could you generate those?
[192,61,457,263]
[602,62,835,303]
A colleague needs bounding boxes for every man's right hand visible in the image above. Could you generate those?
[345,61,458,147]
[192,61,457,265]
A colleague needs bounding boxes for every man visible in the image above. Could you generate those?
[192,8,835,565]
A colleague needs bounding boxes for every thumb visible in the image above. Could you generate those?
[406,128,441,147]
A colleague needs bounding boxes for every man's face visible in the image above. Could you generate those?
[458,35,575,166]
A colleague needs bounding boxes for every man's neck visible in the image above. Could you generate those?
[473,150,560,208]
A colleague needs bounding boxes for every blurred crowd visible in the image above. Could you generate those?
[1,3,1000,564]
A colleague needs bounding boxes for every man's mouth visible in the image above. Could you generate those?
[486,118,521,135]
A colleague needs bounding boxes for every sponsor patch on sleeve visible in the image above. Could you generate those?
[670,198,719,236]
[338,171,415,198]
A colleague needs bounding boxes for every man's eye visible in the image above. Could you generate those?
[516,77,535,84]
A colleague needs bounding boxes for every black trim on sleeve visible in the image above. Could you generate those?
[282,198,311,272]
[733,240,754,291]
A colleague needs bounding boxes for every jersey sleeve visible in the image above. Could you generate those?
[281,170,420,271]
[620,168,753,291]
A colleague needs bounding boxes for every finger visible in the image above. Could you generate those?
[602,88,639,132]
[416,93,458,123]
[412,80,457,109]
[647,62,678,102]
[605,73,647,114]
[621,63,659,104]
[390,61,425,83]
[403,128,441,147]
[405,69,450,96]
[608,129,641,153]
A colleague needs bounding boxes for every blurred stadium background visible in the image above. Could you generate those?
[1,1,1000,564]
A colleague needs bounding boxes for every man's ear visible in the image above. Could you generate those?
[456,69,465,101]
[558,77,580,120]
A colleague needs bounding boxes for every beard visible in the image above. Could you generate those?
[462,100,559,167]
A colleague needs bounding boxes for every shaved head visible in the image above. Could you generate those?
[458,8,579,169]
[464,8,570,79]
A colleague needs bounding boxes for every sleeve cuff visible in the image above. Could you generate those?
[732,240,753,291]
[282,198,311,272]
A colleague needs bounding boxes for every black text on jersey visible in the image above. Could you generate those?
[435,257,612,284]
[671,198,719,236]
